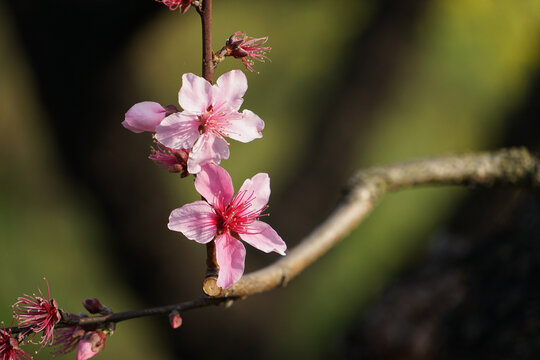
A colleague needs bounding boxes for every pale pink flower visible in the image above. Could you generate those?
[226,32,271,72]
[0,328,32,360]
[76,331,106,360]
[168,164,286,289]
[122,101,168,133]
[12,281,61,348]
[155,0,194,13]
[155,70,265,174]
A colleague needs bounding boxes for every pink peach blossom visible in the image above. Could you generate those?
[155,70,264,174]
[168,164,286,288]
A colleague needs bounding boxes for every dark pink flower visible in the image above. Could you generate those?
[12,282,61,348]
[76,331,106,360]
[156,70,264,173]
[149,141,190,177]
[155,0,194,13]
[168,164,286,289]
[226,32,271,72]
[0,328,32,360]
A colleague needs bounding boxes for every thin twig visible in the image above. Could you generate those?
[8,297,234,333]
[66,297,232,327]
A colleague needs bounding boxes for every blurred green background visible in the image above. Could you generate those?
[1,0,539,359]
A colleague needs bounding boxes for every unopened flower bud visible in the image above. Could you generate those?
[82,298,105,314]
[122,101,167,133]
[76,331,106,360]
[169,310,183,329]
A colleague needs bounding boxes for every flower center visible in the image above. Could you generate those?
[197,105,230,136]
[215,190,267,235]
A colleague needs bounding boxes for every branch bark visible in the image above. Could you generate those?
[203,147,539,296]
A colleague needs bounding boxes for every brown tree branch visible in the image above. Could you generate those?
[203,147,539,296]
[8,148,538,332]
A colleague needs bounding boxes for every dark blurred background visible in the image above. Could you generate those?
[1,0,539,359]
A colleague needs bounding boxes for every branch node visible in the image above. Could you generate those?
[279,270,287,287]
[202,277,222,297]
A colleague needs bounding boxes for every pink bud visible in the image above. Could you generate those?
[122,101,167,133]
[82,298,105,314]
[76,331,106,360]
[169,310,183,329]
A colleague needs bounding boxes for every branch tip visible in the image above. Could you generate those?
[202,277,221,297]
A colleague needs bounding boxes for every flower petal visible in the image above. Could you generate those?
[187,133,230,174]
[223,109,264,143]
[76,331,106,360]
[237,172,271,212]
[195,164,234,207]
[215,233,246,289]
[76,338,97,360]
[214,70,248,112]
[168,201,217,244]
[240,221,286,255]
[122,101,166,133]
[155,112,200,150]
[179,73,214,112]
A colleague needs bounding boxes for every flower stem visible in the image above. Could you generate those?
[199,0,214,83]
